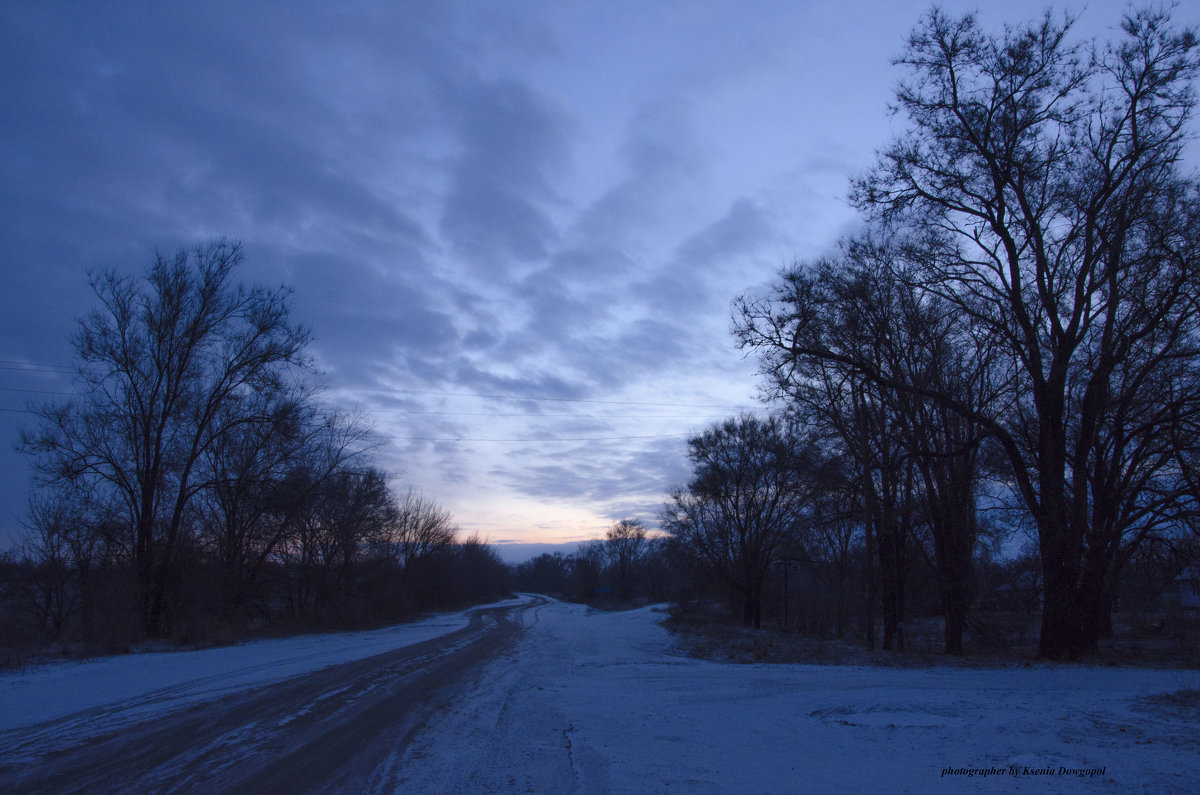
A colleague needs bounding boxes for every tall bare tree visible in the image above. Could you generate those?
[22,241,310,637]
[737,241,999,654]
[851,7,1200,658]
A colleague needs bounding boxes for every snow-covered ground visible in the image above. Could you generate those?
[0,597,526,734]
[3,596,1198,792]
[394,600,1200,793]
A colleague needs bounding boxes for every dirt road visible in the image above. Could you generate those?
[0,597,545,793]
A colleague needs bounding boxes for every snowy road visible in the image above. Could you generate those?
[0,597,536,793]
[2,596,1198,792]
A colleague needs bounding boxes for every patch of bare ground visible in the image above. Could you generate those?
[666,617,1024,669]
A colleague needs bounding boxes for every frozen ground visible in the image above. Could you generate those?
[2,596,1198,792]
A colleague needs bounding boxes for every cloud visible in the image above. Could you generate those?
[439,79,572,268]
[491,434,690,508]
[677,198,775,267]
[573,98,705,248]
[0,0,806,547]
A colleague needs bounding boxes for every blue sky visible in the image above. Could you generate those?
[0,1,1154,550]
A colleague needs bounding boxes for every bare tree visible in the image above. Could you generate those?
[805,458,862,640]
[737,242,996,653]
[298,467,397,614]
[21,241,310,637]
[195,386,362,619]
[850,7,1200,658]
[570,540,606,601]
[514,552,571,596]
[20,495,83,638]
[663,414,812,628]
[378,489,457,570]
[604,518,648,601]
[737,256,921,650]
[452,534,512,603]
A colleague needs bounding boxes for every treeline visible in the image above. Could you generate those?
[511,519,683,603]
[4,242,508,653]
[666,6,1200,659]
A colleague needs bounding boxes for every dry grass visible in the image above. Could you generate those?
[664,604,1200,670]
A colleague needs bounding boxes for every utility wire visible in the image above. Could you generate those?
[381,432,692,443]
[0,387,76,396]
[363,409,720,419]
[0,360,77,373]
[327,386,754,410]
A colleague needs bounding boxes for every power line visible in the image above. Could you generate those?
[329,386,753,410]
[381,432,692,443]
[0,387,75,396]
[365,409,720,419]
[0,387,743,421]
[0,363,80,378]
[0,359,76,371]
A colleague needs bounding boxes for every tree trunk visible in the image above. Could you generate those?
[1038,538,1089,660]
[935,524,974,656]
[878,501,903,652]
[1079,573,1116,650]
[864,507,876,652]
[932,504,976,656]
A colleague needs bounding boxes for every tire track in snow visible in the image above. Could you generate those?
[0,598,545,794]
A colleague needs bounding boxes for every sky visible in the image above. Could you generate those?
[0,0,1158,554]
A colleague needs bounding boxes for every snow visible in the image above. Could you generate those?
[2,596,1198,792]
[393,600,1200,793]
[0,597,525,733]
